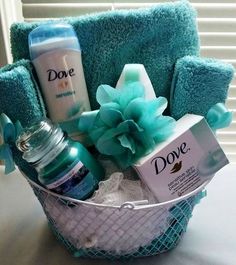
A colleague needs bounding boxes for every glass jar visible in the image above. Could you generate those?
[16,119,104,200]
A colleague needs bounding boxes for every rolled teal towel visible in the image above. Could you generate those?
[10,1,199,110]
[170,56,235,120]
[0,59,46,127]
[0,60,46,181]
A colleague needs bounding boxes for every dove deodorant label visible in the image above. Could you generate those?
[133,114,228,202]
[29,24,91,140]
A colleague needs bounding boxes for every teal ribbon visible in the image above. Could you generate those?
[206,103,233,131]
[0,114,22,174]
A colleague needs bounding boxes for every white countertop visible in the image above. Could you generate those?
[0,164,236,265]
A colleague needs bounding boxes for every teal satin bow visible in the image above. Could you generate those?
[206,103,232,131]
[0,114,22,174]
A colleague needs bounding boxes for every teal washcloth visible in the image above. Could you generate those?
[170,56,235,120]
[0,60,46,180]
[10,1,199,110]
[0,59,46,127]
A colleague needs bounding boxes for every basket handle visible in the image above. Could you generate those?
[119,200,149,210]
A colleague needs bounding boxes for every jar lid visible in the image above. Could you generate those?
[16,119,65,166]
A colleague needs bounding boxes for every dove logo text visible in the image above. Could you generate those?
[47,68,75,82]
[151,142,190,175]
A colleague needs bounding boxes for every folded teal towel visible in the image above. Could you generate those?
[170,56,235,120]
[0,59,46,127]
[10,1,199,110]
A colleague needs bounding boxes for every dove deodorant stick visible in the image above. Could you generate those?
[133,114,228,202]
[29,23,91,140]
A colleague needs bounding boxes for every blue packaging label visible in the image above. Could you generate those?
[46,160,98,199]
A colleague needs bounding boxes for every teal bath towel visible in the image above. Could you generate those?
[10,1,200,110]
[170,56,235,120]
[0,59,46,127]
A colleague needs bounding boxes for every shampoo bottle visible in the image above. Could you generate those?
[28,23,91,141]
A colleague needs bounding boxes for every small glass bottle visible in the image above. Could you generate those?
[16,119,104,200]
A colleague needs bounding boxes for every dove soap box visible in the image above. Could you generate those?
[133,114,229,202]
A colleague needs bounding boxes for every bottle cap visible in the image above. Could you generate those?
[28,23,81,60]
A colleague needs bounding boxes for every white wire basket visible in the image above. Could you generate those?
[24,174,208,259]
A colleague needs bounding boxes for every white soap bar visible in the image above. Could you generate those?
[116,64,157,100]
[133,114,229,202]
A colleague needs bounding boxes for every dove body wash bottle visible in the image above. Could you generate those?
[29,23,91,141]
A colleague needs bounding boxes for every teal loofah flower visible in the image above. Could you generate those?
[82,82,176,168]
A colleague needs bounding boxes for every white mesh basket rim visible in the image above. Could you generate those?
[22,171,209,210]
